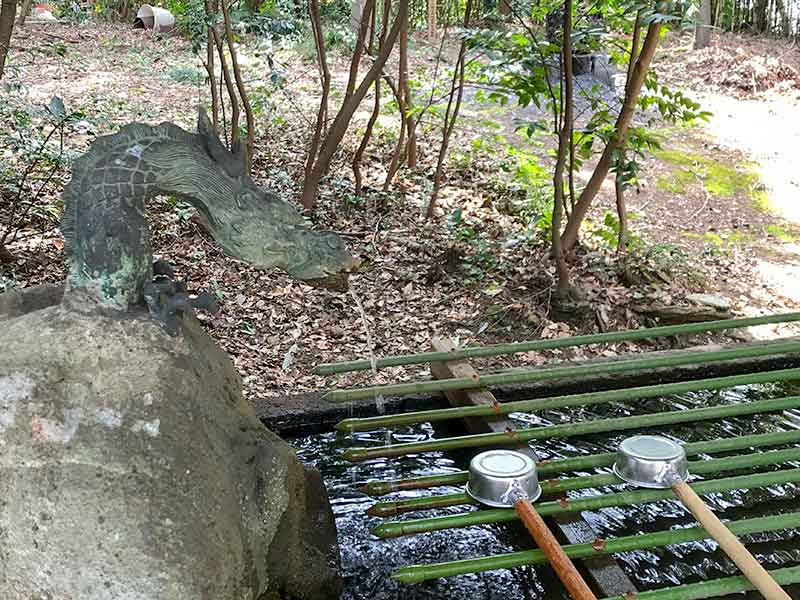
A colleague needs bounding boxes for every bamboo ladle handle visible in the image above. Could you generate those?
[514,497,598,600]
[671,480,791,600]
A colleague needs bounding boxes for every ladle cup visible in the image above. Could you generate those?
[614,435,790,600]
[467,450,597,600]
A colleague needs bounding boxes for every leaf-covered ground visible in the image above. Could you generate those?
[2,20,800,404]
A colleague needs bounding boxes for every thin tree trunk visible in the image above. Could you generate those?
[426,0,472,219]
[351,0,365,34]
[18,0,33,25]
[551,0,572,298]
[206,39,220,130]
[346,0,376,100]
[211,25,240,148]
[353,0,385,195]
[305,0,331,184]
[383,105,406,190]
[203,0,220,131]
[354,79,381,196]
[614,10,642,257]
[384,4,410,190]
[560,15,663,252]
[427,0,437,38]
[614,176,628,254]
[695,0,712,48]
[221,0,254,171]
[401,20,417,168]
[0,0,17,81]
[567,118,575,215]
[301,0,407,210]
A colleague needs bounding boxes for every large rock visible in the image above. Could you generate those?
[0,286,341,600]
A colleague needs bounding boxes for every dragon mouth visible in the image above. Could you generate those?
[304,254,361,292]
[304,271,351,292]
[342,253,362,272]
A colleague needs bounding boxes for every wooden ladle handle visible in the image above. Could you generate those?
[671,480,790,600]
[514,498,598,600]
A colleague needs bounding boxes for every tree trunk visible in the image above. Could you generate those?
[352,0,384,196]
[0,0,17,81]
[305,0,331,185]
[401,21,417,169]
[614,173,628,254]
[551,0,572,299]
[203,0,220,131]
[384,6,411,189]
[353,78,380,196]
[560,16,663,252]
[210,23,240,149]
[695,0,712,49]
[345,0,375,100]
[614,12,640,257]
[425,0,472,219]
[221,0,255,172]
[351,0,366,35]
[18,0,33,25]
[427,0,437,39]
[301,0,406,210]
[754,0,768,32]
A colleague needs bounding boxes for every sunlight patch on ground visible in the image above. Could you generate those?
[754,242,800,305]
[696,92,800,222]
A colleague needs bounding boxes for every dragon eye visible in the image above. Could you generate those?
[325,236,341,250]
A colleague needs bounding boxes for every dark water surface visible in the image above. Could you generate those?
[291,382,800,600]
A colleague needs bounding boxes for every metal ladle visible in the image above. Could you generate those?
[467,450,598,600]
[614,435,790,600]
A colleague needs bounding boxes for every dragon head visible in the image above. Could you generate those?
[222,212,361,291]
[195,109,361,291]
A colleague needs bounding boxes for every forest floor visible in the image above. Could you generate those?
[2,19,800,403]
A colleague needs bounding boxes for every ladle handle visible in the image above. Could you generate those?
[671,480,790,600]
[514,498,598,600]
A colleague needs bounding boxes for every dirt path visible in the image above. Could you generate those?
[697,91,800,222]
[687,91,800,307]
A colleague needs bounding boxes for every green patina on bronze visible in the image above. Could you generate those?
[61,109,359,313]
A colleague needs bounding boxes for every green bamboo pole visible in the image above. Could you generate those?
[343,395,800,462]
[314,312,800,375]
[337,368,800,431]
[360,429,800,496]
[602,566,800,600]
[367,446,800,517]
[361,472,468,496]
[325,341,800,402]
[371,467,800,538]
[390,511,800,583]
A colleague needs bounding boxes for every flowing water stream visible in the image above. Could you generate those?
[290,382,800,600]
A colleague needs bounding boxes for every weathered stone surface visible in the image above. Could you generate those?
[0,282,64,321]
[0,289,341,600]
[686,293,731,312]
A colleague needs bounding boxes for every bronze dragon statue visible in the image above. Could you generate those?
[59,109,359,332]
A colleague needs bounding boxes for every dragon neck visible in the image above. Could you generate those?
[60,121,239,310]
